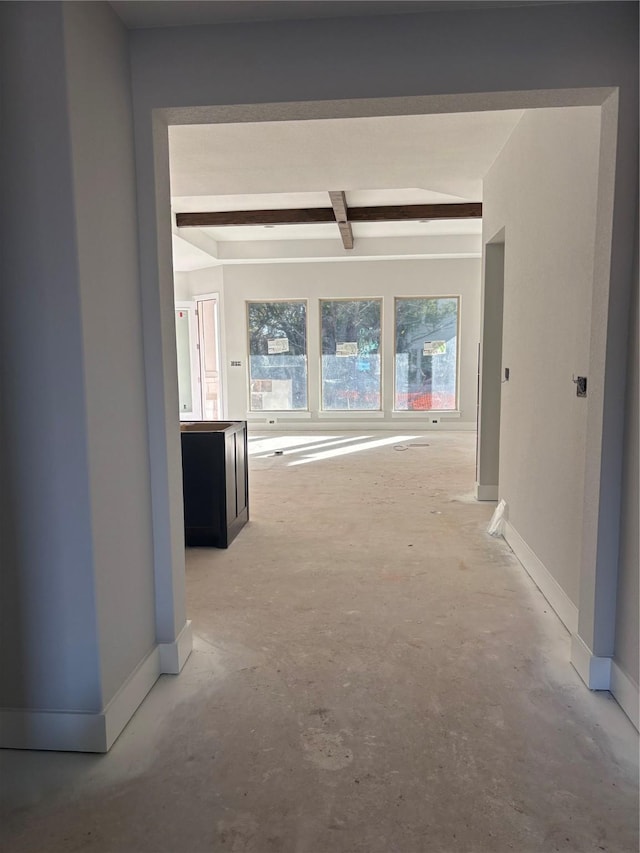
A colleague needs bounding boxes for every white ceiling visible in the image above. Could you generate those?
[169,111,524,200]
[171,187,467,214]
[172,234,223,272]
[195,217,483,245]
[169,109,522,268]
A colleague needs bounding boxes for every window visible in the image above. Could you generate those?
[395,297,459,411]
[247,301,308,410]
[175,308,193,415]
[320,299,382,410]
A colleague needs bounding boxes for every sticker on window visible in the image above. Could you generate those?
[267,338,289,354]
[423,340,447,356]
[336,342,358,357]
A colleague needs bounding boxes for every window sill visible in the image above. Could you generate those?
[246,411,312,419]
[392,410,461,418]
[317,410,385,418]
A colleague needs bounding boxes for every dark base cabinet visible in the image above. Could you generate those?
[180,421,249,548]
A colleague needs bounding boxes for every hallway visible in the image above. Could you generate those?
[1,432,638,853]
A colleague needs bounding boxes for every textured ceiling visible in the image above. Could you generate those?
[168,110,524,202]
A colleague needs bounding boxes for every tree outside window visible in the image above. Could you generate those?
[247,301,308,410]
[395,297,459,410]
[321,299,382,410]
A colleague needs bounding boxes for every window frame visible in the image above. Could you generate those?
[318,296,384,413]
[392,294,461,413]
[246,298,310,413]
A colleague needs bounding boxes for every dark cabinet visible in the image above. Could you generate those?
[180,421,249,548]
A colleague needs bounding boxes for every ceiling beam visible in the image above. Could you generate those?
[328,190,349,222]
[348,202,482,222]
[337,222,355,249]
[175,202,482,229]
[176,208,334,227]
[329,190,354,250]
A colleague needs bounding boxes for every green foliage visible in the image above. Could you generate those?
[247,301,307,355]
[395,297,458,353]
[321,299,381,355]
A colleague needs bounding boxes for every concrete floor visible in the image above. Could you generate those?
[1,431,638,853]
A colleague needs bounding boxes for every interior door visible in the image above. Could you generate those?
[197,297,223,420]
[175,303,202,420]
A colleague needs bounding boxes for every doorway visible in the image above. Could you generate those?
[175,294,224,421]
[142,90,620,706]
[476,231,505,501]
[196,295,223,420]
[175,302,201,420]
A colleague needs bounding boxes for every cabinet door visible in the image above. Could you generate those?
[225,432,237,524]
[182,434,224,540]
[235,428,247,515]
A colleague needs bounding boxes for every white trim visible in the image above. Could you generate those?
[476,483,498,501]
[159,620,193,674]
[245,411,469,424]
[318,410,385,418]
[0,623,193,753]
[217,253,482,265]
[195,293,226,420]
[610,660,640,731]
[570,633,612,690]
[245,411,313,421]
[503,521,579,634]
[104,645,162,750]
[0,707,108,753]
[392,410,461,418]
[245,420,476,432]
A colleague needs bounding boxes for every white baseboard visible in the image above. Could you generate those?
[501,522,636,723]
[570,633,611,690]
[103,644,163,750]
[610,660,639,730]
[0,621,193,753]
[0,707,109,753]
[476,483,498,501]
[246,420,476,432]
[503,521,579,634]
[159,620,193,674]
[106,620,192,748]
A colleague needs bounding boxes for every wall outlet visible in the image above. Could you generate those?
[431,417,440,425]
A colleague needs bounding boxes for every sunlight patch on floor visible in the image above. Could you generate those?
[247,434,339,456]
[288,434,421,466]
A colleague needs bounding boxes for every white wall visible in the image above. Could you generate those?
[0,1,185,751]
[0,1,102,714]
[613,235,639,714]
[197,259,481,426]
[483,107,601,607]
[63,2,157,706]
[173,271,192,301]
[175,265,223,301]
